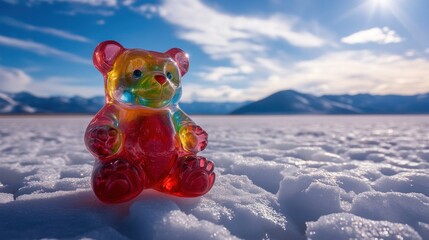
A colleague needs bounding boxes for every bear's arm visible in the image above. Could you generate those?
[171,107,195,132]
[84,104,121,160]
[171,107,208,153]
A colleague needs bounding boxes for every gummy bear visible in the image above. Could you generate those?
[84,40,215,204]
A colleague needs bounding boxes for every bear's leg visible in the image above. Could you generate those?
[92,159,145,203]
[158,155,215,197]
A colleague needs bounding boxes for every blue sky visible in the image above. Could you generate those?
[1,0,429,102]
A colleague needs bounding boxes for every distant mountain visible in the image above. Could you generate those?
[323,93,429,114]
[231,90,361,114]
[231,90,429,114]
[0,92,247,115]
[2,90,428,115]
[0,92,104,114]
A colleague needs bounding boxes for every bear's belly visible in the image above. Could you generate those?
[122,112,178,184]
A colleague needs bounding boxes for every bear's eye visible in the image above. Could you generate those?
[133,69,142,79]
[166,72,173,80]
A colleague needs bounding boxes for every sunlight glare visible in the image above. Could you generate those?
[339,0,424,46]
[373,0,391,8]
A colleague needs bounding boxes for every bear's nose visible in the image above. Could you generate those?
[154,74,167,85]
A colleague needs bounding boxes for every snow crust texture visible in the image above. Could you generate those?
[0,116,428,239]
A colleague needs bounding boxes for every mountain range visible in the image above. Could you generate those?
[231,90,429,114]
[1,90,428,115]
[0,91,247,115]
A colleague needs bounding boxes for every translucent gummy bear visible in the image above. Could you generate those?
[84,40,215,204]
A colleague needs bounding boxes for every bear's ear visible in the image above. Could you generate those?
[93,40,125,75]
[166,48,189,76]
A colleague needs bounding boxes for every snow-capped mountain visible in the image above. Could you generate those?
[0,92,37,113]
[1,90,428,115]
[232,90,361,114]
[0,92,248,115]
[0,92,104,114]
[232,90,429,114]
[323,93,429,114]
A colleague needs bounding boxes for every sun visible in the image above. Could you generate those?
[372,0,392,9]
[344,0,398,20]
[342,0,395,21]
[342,0,421,46]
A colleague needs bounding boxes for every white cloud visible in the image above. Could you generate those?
[197,66,253,82]
[57,9,114,16]
[425,48,429,54]
[341,27,403,45]
[405,50,416,57]
[1,17,91,43]
[159,0,326,55]
[274,50,429,95]
[96,19,105,25]
[182,50,429,102]
[131,4,159,18]
[154,0,329,83]
[0,66,32,92]
[181,84,245,102]
[0,65,102,97]
[27,76,103,97]
[121,0,134,6]
[28,0,117,7]
[0,35,91,65]
[155,0,328,76]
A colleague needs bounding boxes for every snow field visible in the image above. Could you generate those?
[0,115,428,239]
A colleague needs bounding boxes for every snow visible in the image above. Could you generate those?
[0,92,17,113]
[306,213,422,240]
[0,115,428,239]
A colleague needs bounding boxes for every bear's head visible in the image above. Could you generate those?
[93,40,189,109]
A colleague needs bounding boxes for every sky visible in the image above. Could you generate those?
[1,0,429,102]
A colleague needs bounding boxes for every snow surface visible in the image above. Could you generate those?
[0,115,428,239]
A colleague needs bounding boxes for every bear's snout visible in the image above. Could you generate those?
[154,74,167,85]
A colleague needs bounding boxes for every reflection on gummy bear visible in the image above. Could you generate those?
[84,40,215,204]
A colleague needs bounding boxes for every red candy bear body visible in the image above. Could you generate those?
[84,41,215,203]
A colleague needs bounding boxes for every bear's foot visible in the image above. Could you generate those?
[92,159,145,204]
[160,156,215,197]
